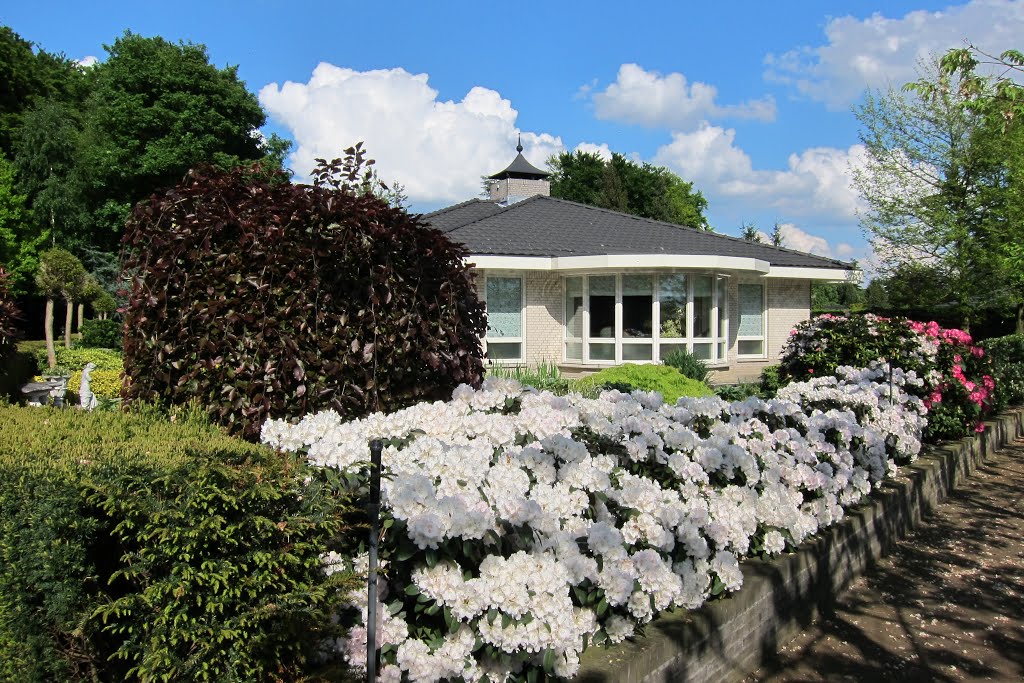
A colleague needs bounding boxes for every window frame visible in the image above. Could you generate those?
[482,273,525,364]
[564,272,731,366]
[736,281,767,359]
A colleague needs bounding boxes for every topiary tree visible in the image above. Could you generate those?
[76,274,103,333]
[34,247,86,367]
[0,265,20,361]
[122,150,487,439]
[91,290,117,320]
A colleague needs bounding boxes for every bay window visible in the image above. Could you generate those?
[565,273,735,365]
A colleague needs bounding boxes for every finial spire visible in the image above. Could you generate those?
[516,134,523,153]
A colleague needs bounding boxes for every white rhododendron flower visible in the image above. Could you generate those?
[266,364,928,683]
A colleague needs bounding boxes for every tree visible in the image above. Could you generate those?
[769,221,785,248]
[76,31,277,247]
[852,61,998,329]
[77,274,104,332]
[907,46,1024,332]
[35,247,86,366]
[740,222,763,243]
[0,152,31,293]
[0,26,85,157]
[547,151,710,229]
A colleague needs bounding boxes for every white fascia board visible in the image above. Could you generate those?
[766,266,861,281]
[468,254,771,273]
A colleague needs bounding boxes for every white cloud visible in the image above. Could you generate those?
[591,64,776,128]
[77,55,98,68]
[574,142,612,160]
[653,122,869,220]
[764,0,1024,109]
[259,64,563,205]
[776,223,834,257]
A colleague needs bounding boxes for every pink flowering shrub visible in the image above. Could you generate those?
[780,314,995,442]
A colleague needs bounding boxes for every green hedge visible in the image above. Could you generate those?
[981,334,1024,407]
[34,346,123,373]
[574,364,714,403]
[0,405,359,682]
[80,319,122,349]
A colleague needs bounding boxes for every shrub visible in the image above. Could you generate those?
[0,405,358,681]
[263,368,926,682]
[67,369,122,401]
[662,347,710,384]
[0,349,36,401]
[79,319,121,349]
[980,334,1024,407]
[779,314,995,441]
[0,265,19,362]
[713,382,761,402]
[573,363,713,403]
[35,346,123,373]
[759,365,782,397]
[121,153,487,440]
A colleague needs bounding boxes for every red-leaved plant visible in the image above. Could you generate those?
[121,148,487,439]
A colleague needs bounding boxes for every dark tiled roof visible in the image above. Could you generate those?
[421,199,505,234]
[487,152,551,180]
[426,195,852,270]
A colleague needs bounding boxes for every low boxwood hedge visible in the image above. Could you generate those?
[0,405,359,682]
[574,363,714,403]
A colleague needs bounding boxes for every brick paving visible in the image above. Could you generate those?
[745,439,1024,683]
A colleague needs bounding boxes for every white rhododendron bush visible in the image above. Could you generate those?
[262,364,926,683]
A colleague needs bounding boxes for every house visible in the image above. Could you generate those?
[423,143,857,382]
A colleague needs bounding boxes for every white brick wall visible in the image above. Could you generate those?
[767,278,810,360]
[488,178,550,202]
[523,271,562,365]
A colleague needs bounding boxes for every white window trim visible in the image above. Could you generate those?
[482,273,525,364]
[736,281,767,360]
[563,272,730,367]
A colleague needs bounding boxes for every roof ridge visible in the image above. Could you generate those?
[529,196,853,268]
[421,197,490,219]
[443,195,545,236]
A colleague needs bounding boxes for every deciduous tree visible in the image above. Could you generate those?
[547,150,710,229]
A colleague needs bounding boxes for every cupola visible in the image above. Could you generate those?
[487,136,551,204]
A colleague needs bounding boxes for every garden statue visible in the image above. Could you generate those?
[79,362,98,411]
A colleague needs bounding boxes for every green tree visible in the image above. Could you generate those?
[740,222,763,243]
[863,279,890,310]
[547,150,710,229]
[76,32,277,246]
[0,26,85,157]
[769,221,785,248]
[853,61,998,330]
[35,247,86,366]
[0,153,31,292]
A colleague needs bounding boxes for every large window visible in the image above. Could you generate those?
[484,276,523,361]
[566,273,733,365]
[737,283,765,357]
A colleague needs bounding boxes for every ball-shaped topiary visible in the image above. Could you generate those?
[121,153,487,439]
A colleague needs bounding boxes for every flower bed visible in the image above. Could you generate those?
[780,314,995,441]
[262,363,927,683]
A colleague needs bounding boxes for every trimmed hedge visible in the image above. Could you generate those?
[80,319,121,349]
[0,405,359,681]
[121,156,487,440]
[35,346,124,373]
[574,363,714,403]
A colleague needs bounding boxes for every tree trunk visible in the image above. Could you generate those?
[44,298,56,368]
[77,302,84,333]
[64,300,73,349]
[1017,302,1023,336]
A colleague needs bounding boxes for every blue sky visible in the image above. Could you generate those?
[4,1,1023,269]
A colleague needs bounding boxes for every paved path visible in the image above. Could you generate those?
[746,438,1024,683]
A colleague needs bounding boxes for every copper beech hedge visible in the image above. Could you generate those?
[121,152,487,439]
